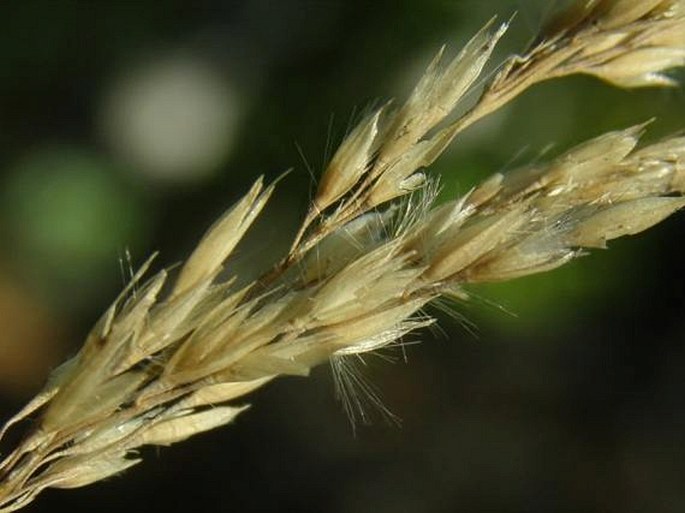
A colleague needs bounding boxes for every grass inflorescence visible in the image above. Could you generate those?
[1,0,685,510]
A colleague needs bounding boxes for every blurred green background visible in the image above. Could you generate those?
[1,1,685,512]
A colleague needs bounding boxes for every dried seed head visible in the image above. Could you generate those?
[567,0,685,87]
[596,0,673,28]
[377,21,508,167]
[173,177,274,297]
[2,2,685,510]
[589,47,685,87]
[134,405,248,447]
[46,453,141,490]
[564,197,685,247]
[314,110,383,211]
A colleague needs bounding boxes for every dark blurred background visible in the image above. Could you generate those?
[1,1,685,512]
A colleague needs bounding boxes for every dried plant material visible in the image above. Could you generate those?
[314,110,383,212]
[183,377,272,409]
[598,0,674,28]
[1,1,685,511]
[173,177,274,297]
[135,405,248,447]
[423,207,530,282]
[384,21,507,158]
[565,197,685,247]
[44,453,141,490]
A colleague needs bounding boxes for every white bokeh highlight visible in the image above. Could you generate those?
[100,54,242,183]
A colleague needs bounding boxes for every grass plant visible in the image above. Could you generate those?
[1,0,685,510]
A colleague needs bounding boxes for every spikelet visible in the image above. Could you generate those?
[313,110,383,212]
[172,177,274,297]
